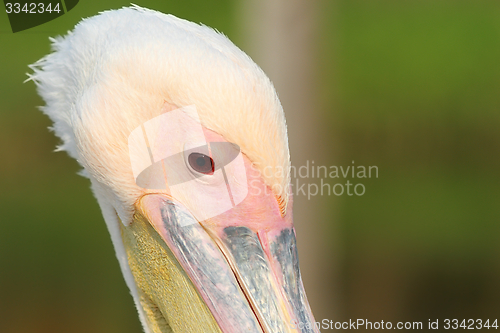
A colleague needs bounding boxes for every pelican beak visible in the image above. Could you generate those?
[119,192,319,333]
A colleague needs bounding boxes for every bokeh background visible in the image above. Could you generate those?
[1,1,499,332]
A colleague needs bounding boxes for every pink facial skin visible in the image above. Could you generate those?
[200,127,293,231]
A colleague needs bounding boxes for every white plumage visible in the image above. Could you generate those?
[30,5,290,224]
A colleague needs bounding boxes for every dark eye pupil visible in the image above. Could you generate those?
[196,157,205,167]
[188,153,214,174]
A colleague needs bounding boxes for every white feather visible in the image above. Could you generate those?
[30,5,290,221]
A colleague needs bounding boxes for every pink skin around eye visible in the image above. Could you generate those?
[199,127,293,233]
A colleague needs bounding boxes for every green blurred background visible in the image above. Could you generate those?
[1,0,499,332]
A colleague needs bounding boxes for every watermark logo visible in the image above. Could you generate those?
[128,105,248,224]
[291,318,423,330]
[128,105,378,223]
[252,160,379,200]
[4,0,78,33]
[289,160,378,199]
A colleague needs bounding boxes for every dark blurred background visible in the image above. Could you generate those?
[1,1,499,332]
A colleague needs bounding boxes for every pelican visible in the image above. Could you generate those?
[30,5,319,333]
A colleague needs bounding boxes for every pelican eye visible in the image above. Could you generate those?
[188,152,214,175]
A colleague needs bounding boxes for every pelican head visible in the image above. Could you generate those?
[30,5,318,333]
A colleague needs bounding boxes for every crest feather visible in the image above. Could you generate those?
[30,5,291,221]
